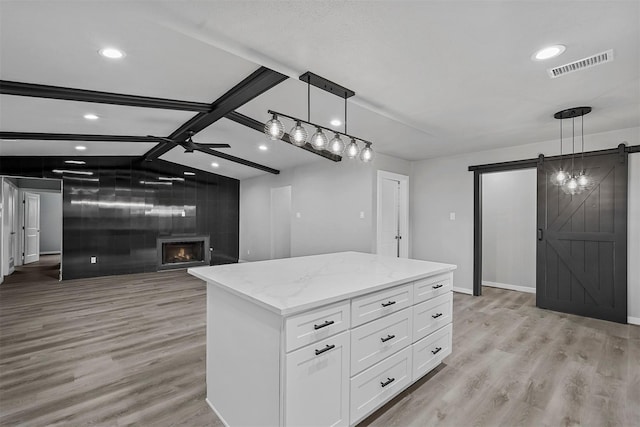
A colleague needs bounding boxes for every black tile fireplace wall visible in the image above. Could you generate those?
[0,157,239,280]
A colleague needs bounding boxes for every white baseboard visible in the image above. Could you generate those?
[628,316,640,326]
[237,259,249,263]
[40,251,61,255]
[482,280,536,294]
[453,286,473,295]
[206,398,230,427]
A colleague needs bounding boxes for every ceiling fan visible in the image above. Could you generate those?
[148,131,230,154]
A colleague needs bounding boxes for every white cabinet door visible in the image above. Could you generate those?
[285,331,350,427]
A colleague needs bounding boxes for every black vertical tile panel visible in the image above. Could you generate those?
[0,156,239,279]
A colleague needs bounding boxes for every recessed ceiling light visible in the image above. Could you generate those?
[83,113,99,120]
[65,160,86,165]
[75,145,87,151]
[211,162,219,168]
[184,171,196,176]
[532,45,566,61]
[259,144,268,151]
[330,119,342,127]
[52,169,94,176]
[99,47,125,59]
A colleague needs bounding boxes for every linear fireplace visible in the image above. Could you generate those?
[157,235,210,270]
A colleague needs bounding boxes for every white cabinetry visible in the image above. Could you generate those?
[190,252,456,427]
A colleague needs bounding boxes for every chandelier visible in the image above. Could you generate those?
[264,72,374,163]
[550,106,592,195]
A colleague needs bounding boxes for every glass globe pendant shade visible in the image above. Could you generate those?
[289,121,308,147]
[360,143,374,162]
[577,172,589,187]
[345,138,359,159]
[264,114,284,140]
[310,127,328,150]
[561,175,581,195]
[328,133,345,154]
[551,169,568,185]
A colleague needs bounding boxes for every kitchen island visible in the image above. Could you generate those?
[188,252,456,427]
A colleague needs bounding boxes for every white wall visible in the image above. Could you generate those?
[482,169,536,291]
[240,153,410,262]
[410,126,640,322]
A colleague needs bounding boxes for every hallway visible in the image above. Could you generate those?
[3,254,60,285]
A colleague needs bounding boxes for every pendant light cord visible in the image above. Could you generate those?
[571,117,575,174]
[344,97,348,134]
[307,81,310,122]
[581,115,585,173]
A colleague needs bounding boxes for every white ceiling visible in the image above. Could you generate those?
[1,1,638,180]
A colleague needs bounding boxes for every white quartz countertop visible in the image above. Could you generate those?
[188,252,456,316]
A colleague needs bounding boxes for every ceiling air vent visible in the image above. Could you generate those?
[547,49,614,78]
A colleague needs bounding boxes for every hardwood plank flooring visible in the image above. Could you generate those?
[1,270,638,426]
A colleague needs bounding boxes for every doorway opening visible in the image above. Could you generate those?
[1,176,62,284]
[481,169,536,295]
[376,171,409,258]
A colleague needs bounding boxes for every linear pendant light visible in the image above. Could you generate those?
[264,72,374,163]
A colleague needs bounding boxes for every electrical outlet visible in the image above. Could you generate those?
[90,256,97,264]
[247,250,250,255]
[449,212,456,221]
[296,212,301,218]
[360,211,365,219]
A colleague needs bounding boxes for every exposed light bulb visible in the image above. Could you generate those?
[346,139,359,159]
[289,121,308,147]
[264,114,284,140]
[556,170,567,183]
[310,128,328,150]
[328,133,345,155]
[566,177,578,190]
[360,143,374,162]
[578,173,589,187]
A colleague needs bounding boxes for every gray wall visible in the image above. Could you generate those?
[481,169,536,290]
[410,126,640,322]
[34,190,62,254]
[240,153,410,262]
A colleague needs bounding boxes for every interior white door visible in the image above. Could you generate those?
[3,180,18,275]
[23,192,40,264]
[379,178,401,257]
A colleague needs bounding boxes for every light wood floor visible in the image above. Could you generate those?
[1,270,638,426]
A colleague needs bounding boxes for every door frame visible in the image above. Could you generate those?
[470,143,637,297]
[376,170,409,258]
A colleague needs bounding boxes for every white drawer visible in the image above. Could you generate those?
[414,272,452,304]
[412,323,452,382]
[351,283,413,327]
[350,345,413,425]
[351,308,412,375]
[413,292,453,343]
[285,301,350,352]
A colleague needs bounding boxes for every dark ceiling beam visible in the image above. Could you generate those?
[225,111,342,162]
[0,131,161,143]
[142,66,288,170]
[0,80,212,112]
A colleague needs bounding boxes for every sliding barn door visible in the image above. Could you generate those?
[537,151,627,323]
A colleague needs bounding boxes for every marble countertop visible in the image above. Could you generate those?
[188,252,456,316]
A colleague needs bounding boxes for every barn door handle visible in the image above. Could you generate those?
[537,229,543,241]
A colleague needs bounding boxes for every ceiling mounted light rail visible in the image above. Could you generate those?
[264,72,374,163]
[550,106,592,195]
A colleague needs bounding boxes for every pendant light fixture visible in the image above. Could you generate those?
[264,71,374,163]
[553,106,592,195]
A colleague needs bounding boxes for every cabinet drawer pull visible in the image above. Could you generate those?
[315,344,335,356]
[432,347,442,355]
[381,300,396,307]
[380,377,395,388]
[432,313,443,319]
[380,334,396,343]
[313,320,335,330]
[432,283,444,289]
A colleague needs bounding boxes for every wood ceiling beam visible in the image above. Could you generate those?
[142,67,288,165]
[225,111,342,162]
[0,80,212,112]
[0,131,161,143]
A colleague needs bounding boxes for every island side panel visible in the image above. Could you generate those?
[206,283,282,426]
